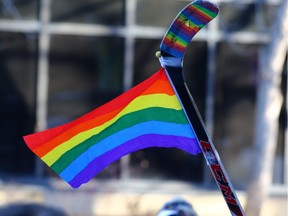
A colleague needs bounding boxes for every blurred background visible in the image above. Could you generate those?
[0,0,286,215]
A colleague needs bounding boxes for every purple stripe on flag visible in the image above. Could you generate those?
[68,134,200,188]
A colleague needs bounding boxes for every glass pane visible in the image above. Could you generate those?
[136,0,188,27]
[261,4,279,28]
[219,3,257,32]
[48,35,123,126]
[48,35,124,178]
[0,32,37,174]
[0,0,38,20]
[133,38,161,84]
[51,0,124,25]
[131,39,206,182]
[184,42,208,117]
[214,42,259,186]
[219,3,279,32]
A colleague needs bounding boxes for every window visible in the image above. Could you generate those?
[0,0,286,189]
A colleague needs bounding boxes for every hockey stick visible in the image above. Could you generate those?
[158,1,246,215]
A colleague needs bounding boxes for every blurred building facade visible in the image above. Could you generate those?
[0,0,286,191]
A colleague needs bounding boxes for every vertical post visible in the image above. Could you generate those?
[283,27,288,187]
[35,0,51,177]
[245,0,287,214]
[121,0,136,179]
[285,92,288,185]
[255,0,265,32]
[205,22,217,138]
[203,14,219,185]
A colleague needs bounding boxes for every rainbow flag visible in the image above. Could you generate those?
[24,68,200,188]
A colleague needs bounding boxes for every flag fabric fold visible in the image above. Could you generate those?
[24,68,200,188]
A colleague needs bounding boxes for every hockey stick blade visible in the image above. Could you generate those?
[160,0,219,58]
